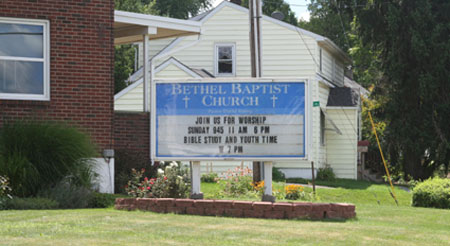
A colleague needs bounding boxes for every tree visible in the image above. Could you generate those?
[241,0,298,26]
[152,0,211,19]
[354,0,450,179]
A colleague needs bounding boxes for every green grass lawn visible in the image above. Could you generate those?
[1,180,449,246]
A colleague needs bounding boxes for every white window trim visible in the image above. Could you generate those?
[0,17,50,101]
[214,43,236,77]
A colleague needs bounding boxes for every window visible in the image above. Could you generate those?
[214,43,235,76]
[0,17,50,101]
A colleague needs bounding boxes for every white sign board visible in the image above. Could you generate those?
[152,81,307,161]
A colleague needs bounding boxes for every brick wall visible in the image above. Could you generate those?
[115,198,357,220]
[0,0,115,151]
[114,111,150,158]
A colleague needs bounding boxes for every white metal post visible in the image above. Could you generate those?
[190,161,203,199]
[143,34,150,112]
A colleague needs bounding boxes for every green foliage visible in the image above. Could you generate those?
[317,166,336,181]
[272,168,286,182]
[114,45,136,94]
[126,162,190,198]
[0,175,12,199]
[0,121,97,197]
[38,181,93,209]
[241,0,298,26]
[88,193,118,208]
[412,178,450,209]
[201,172,218,183]
[220,167,254,197]
[354,0,450,179]
[0,197,59,210]
[153,0,211,19]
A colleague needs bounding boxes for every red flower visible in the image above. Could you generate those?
[150,181,154,185]
[147,186,150,190]
[164,176,168,180]
[144,177,148,181]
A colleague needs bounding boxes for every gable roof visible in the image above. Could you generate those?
[192,1,351,63]
[115,57,211,100]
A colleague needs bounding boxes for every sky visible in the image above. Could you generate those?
[212,0,311,21]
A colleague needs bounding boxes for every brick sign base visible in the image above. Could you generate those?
[115,198,356,220]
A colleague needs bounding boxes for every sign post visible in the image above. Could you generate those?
[152,80,308,201]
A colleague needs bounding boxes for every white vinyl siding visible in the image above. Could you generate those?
[137,37,176,69]
[325,108,358,179]
[114,63,197,111]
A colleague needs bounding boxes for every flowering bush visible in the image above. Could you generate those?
[284,184,312,200]
[0,175,12,199]
[219,166,254,197]
[125,162,189,198]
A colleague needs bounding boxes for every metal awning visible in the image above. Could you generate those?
[114,10,202,45]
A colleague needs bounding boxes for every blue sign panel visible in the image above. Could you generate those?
[155,82,306,159]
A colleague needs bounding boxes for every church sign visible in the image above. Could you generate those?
[152,81,307,160]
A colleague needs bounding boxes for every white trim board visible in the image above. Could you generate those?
[114,57,200,101]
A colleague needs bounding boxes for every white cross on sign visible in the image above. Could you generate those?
[183,96,190,108]
[271,95,278,108]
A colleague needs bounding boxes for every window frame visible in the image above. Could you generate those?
[214,43,236,77]
[0,17,50,101]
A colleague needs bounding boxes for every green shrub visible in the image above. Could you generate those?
[38,181,93,209]
[88,192,117,208]
[412,177,450,209]
[272,168,286,182]
[0,121,97,197]
[317,166,336,181]
[0,197,59,210]
[201,173,218,183]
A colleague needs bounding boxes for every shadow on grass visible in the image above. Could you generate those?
[286,178,375,190]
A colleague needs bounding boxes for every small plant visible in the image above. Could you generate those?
[412,177,450,209]
[284,184,304,200]
[317,166,336,181]
[88,192,118,208]
[272,168,286,182]
[125,162,190,198]
[0,197,59,210]
[201,172,219,183]
[38,181,93,209]
[220,166,253,197]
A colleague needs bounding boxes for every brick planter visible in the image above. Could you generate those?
[115,198,356,220]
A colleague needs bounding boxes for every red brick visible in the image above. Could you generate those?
[148,206,166,213]
[195,200,215,208]
[311,203,331,213]
[233,201,253,210]
[292,202,312,214]
[309,211,325,220]
[252,202,273,211]
[186,207,204,215]
[204,208,225,216]
[224,209,243,217]
[264,210,285,219]
[273,203,293,212]
[156,198,175,207]
[214,200,234,209]
[243,209,264,218]
[136,198,155,210]
[0,0,115,152]
[175,199,194,208]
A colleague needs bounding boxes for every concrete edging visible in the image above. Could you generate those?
[115,198,356,220]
